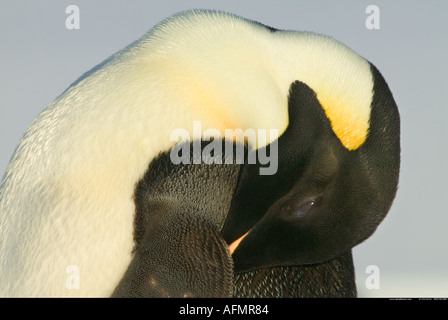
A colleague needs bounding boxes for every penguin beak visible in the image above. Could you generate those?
[228,230,251,255]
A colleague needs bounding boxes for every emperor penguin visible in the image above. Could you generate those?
[0,10,400,297]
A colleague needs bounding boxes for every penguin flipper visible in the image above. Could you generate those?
[112,209,233,298]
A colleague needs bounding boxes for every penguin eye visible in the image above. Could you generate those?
[295,200,315,217]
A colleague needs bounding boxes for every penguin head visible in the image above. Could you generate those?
[145,10,400,274]
[223,64,400,273]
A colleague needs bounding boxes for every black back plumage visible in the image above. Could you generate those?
[113,141,240,297]
[234,251,356,298]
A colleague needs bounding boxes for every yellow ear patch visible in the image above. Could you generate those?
[317,90,370,150]
[292,39,373,151]
[279,32,374,151]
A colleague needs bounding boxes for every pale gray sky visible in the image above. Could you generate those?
[1,0,447,297]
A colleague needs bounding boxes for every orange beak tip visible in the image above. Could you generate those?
[228,231,250,255]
